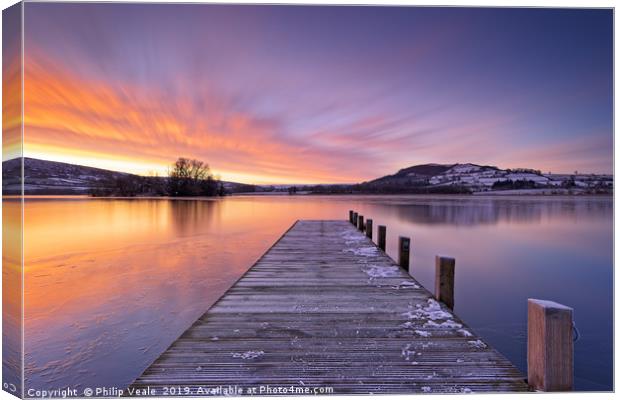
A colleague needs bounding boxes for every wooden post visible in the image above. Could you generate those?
[349,210,354,224]
[434,256,455,310]
[357,215,364,231]
[377,225,386,251]
[365,219,373,239]
[398,236,410,270]
[527,299,574,391]
[352,212,358,225]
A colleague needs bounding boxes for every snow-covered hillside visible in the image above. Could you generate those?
[429,163,550,188]
[2,157,131,194]
[372,163,612,193]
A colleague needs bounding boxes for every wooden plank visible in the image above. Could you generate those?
[129,220,528,394]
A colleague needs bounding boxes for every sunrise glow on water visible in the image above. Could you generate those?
[12,195,611,391]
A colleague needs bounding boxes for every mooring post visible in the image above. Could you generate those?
[527,299,574,391]
[365,219,373,239]
[349,210,354,224]
[358,215,364,231]
[398,236,410,270]
[377,225,386,251]
[352,212,358,225]
[434,256,455,310]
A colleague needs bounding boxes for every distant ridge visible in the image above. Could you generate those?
[1,157,252,195]
[364,162,612,193]
[394,163,455,177]
[367,163,454,185]
[2,157,132,195]
[1,158,612,196]
[367,162,537,187]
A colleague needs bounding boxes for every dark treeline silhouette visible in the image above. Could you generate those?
[87,158,612,197]
[257,182,472,195]
[300,183,471,195]
[91,157,226,197]
[491,179,538,190]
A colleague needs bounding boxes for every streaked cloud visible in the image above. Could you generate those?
[21,4,613,183]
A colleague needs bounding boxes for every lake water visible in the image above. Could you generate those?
[11,195,613,393]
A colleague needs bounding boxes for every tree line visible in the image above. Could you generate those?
[90,157,225,197]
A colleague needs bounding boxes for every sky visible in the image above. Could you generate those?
[14,4,614,184]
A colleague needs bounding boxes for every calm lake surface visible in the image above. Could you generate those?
[17,195,613,392]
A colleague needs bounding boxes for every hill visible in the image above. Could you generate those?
[366,163,454,186]
[2,158,255,195]
[2,157,132,195]
[363,162,612,194]
[2,158,612,196]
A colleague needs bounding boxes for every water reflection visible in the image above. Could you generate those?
[367,196,612,226]
[169,199,219,235]
[3,198,22,396]
[17,195,612,393]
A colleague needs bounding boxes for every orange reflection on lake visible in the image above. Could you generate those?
[19,195,612,392]
[3,198,23,394]
[22,197,298,391]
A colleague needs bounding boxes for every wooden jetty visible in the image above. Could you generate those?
[129,219,533,394]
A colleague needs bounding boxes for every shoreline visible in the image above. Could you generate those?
[3,192,613,200]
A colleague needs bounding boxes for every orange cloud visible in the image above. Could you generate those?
[20,46,612,183]
[23,49,370,184]
[3,55,22,161]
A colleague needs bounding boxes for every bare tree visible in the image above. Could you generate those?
[168,157,219,196]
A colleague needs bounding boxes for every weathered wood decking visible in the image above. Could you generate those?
[130,220,528,394]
